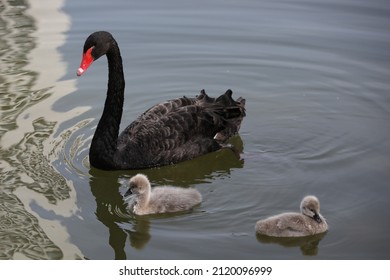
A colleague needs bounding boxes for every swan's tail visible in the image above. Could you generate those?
[197,89,246,143]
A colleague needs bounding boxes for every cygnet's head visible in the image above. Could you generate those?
[124,174,151,197]
[300,195,322,223]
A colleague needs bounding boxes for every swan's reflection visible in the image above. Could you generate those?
[88,138,244,259]
[88,173,148,259]
[134,135,244,186]
[256,232,327,256]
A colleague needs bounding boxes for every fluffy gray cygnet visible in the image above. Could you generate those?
[255,195,328,237]
[124,174,202,215]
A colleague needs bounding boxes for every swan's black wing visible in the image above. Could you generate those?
[115,89,246,169]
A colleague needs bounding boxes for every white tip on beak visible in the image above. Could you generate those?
[77,67,85,76]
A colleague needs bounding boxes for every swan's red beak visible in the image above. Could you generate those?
[77,47,94,76]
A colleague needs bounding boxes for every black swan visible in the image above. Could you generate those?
[124,173,202,215]
[77,31,246,170]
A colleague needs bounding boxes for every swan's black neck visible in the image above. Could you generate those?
[89,40,125,169]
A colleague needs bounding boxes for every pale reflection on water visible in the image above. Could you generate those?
[0,0,82,259]
[0,0,390,259]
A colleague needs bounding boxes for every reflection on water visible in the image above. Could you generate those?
[256,233,328,256]
[0,187,62,259]
[88,174,133,260]
[88,139,244,259]
[0,0,82,259]
[0,0,62,259]
[90,174,153,259]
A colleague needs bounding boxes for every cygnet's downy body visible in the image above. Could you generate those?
[255,195,328,237]
[124,174,202,215]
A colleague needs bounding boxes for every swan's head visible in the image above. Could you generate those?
[77,31,115,76]
[124,174,151,197]
[300,195,322,223]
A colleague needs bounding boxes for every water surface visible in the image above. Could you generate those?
[0,0,389,259]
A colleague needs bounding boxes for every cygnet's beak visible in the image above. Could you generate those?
[313,213,322,223]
